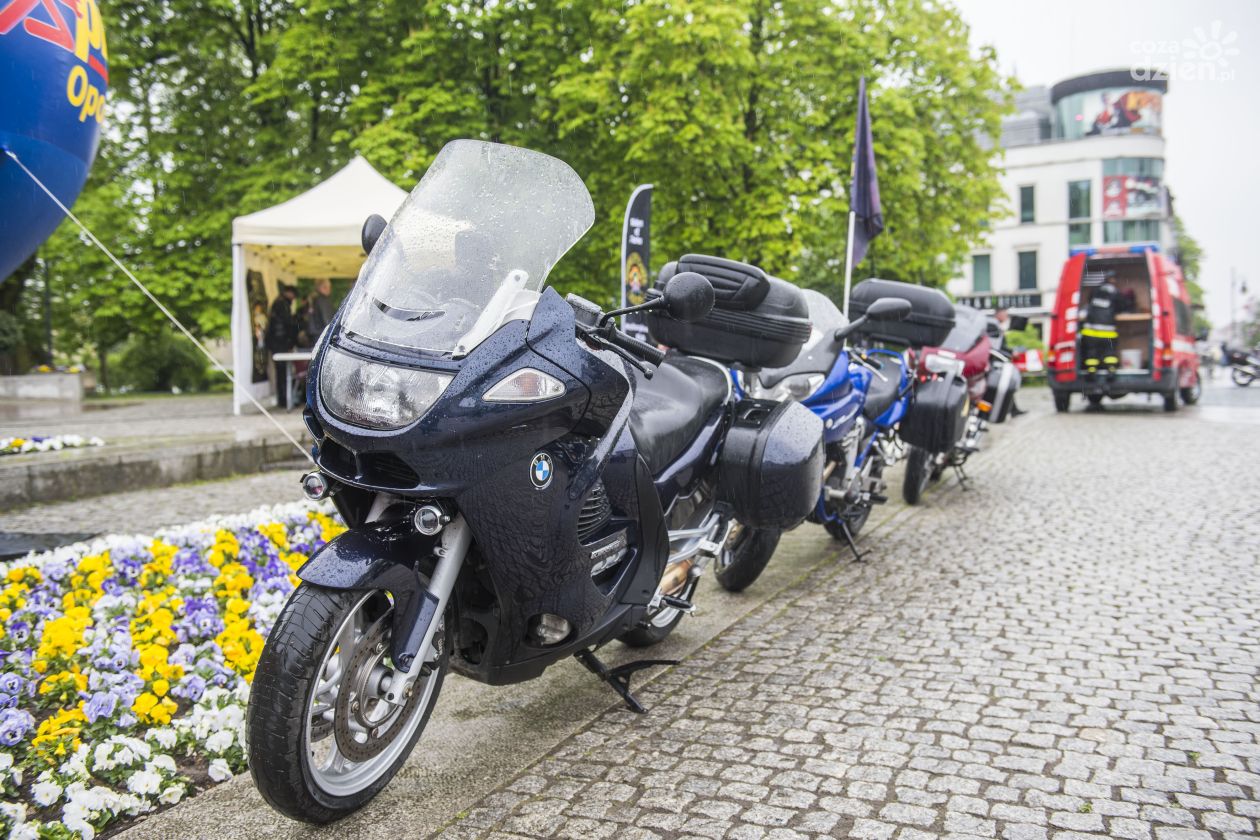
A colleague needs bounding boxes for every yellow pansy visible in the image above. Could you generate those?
[31,708,87,765]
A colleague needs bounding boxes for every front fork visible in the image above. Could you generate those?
[299,493,470,701]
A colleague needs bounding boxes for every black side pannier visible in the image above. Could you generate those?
[849,278,954,348]
[717,398,824,530]
[646,254,811,369]
[900,374,969,453]
[983,359,1021,424]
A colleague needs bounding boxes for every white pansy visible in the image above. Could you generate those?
[125,769,162,797]
[31,780,61,807]
[207,758,233,782]
[158,784,185,805]
[204,730,234,753]
[93,742,115,771]
[62,801,95,840]
[0,753,11,772]
[151,754,177,774]
[0,801,26,823]
[10,823,38,840]
[147,728,177,749]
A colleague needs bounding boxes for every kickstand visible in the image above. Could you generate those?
[574,649,678,714]
[838,519,866,563]
[953,463,970,490]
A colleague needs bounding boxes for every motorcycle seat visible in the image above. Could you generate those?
[861,355,903,421]
[629,353,730,475]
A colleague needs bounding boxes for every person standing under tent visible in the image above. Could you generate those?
[265,284,299,408]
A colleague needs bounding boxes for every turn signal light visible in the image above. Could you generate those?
[977,399,992,414]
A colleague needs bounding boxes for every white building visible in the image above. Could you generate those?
[948,70,1174,337]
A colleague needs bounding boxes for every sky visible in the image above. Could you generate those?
[952,0,1260,329]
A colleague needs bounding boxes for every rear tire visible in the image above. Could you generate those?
[1053,391,1071,413]
[247,585,447,824]
[715,525,781,593]
[1163,391,1178,412]
[902,445,933,506]
[1231,367,1253,387]
[1086,394,1104,409]
[1180,373,1201,405]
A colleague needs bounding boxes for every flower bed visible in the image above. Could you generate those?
[0,501,344,838]
[0,435,105,457]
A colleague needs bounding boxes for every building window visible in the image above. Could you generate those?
[1103,158,1164,178]
[1068,180,1091,220]
[1069,222,1091,247]
[972,254,991,293]
[1103,219,1161,243]
[1017,251,1037,290]
[1019,186,1035,224]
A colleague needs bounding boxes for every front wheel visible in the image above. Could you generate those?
[1163,391,1179,412]
[247,585,447,824]
[1053,391,1072,413]
[1232,367,1254,387]
[902,445,933,506]
[715,523,782,593]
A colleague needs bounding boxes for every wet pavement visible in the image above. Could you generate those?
[115,380,1260,839]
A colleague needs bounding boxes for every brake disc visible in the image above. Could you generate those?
[333,614,426,762]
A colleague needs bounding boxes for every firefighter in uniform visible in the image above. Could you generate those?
[1080,278,1120,377]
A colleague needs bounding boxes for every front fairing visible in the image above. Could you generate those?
[800,348,861,444]
[306,290,667,683]
[310,290,607,496]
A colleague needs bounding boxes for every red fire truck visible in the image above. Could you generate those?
[1047,246,1201,412]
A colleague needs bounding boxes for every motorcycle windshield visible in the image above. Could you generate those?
[339,140,595,356]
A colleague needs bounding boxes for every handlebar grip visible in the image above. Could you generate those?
[608,329,666,366]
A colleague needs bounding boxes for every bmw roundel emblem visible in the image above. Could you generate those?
[530,452,553,489]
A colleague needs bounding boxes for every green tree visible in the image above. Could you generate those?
[21,0,1012,379]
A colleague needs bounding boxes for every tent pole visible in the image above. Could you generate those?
[231,244,246,416]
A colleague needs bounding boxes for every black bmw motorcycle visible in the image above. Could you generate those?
[246,141,823,822]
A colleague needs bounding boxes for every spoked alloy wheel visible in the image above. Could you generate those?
[247,585,447,823]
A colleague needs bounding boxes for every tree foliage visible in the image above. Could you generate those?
[7,0,1011,376]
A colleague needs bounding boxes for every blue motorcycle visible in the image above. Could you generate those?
[747,289,912,556]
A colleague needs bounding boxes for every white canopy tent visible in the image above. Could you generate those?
[230,156,407,414]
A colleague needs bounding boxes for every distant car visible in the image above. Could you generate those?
[1047,246,1201,412]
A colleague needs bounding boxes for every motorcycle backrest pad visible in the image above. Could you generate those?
[848,278,955,348]
[646,255,812,369]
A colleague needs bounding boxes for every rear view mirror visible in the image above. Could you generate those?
[361,214,388,255]
[866,297,912,322]
[662,272,715,323]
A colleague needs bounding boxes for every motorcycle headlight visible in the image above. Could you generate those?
[763,373,825,402]
[319,346,452,430]
[924,354,965,376]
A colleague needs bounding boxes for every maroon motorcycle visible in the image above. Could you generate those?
[900,304,1019,504]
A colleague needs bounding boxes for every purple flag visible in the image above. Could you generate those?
[850,77,884,265]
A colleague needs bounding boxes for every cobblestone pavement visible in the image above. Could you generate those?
[433,393,1260,840]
